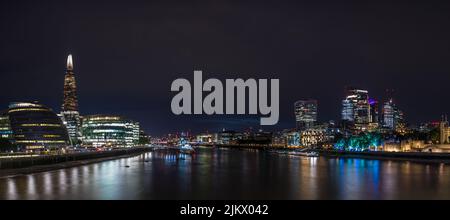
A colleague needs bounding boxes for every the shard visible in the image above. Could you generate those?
[61,54,81,146]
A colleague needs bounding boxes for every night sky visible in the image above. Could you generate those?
[1,0,450,136]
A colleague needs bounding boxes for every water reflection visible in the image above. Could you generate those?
[1,148,450,199]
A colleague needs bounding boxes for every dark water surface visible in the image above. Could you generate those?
[1,147,450,199]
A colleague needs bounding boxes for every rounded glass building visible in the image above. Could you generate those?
[8,102,69,152]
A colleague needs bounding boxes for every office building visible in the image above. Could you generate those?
[294,99,318,130]
[369,98,379,123]
[341,87,370,131]
[81,115,139,148]
[286,131,300,147]
[217,129,242,145]
[341,99,353,121]
[196,133,214,144]
[382,98,405,131]
[300,128,333,147]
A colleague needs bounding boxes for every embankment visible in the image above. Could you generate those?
[0,147,152,171]
[321,150,450,163]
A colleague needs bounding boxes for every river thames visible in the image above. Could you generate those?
[1,147,450,200]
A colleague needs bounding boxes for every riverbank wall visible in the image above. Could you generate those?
[0,147,152,170]
[321,150,450,163]
[193,143,289,149]
[198,143,450,163]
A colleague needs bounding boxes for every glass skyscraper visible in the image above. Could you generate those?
[369,98,379,124]
[382,98,404,130]
[341,99,353,121]
[341,88,371,131]
[60,54,82,146]
[383,99,395,129]
[294,100,318,130]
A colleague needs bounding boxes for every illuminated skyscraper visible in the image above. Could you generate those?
[341,99,353,121]
[341,87,370,131]
[62,54,78,111]
[382,98,405,131]
[60,54,81,145]
[382,99,395,129]
[369,98,379,123]
[294,100,318,130]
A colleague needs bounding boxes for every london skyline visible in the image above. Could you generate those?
[1,0,450,135]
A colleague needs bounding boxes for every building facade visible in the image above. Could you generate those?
[341,99,354,121]
[382,99,395,129]
[60,54,82,146]
[367,98,380,131]
[196,133,215,144]
[300,128,332,147]
[440,116,450,144]
[0,111,12,139]
[81,115,139,148]
[7,102,70,152]
[341,88,371,131]
[294,100,318,130]
[369,98,379,122]
[272,130,288,146]
[286,131,300,147]
[382,98,405,131]
[216,130,242,145]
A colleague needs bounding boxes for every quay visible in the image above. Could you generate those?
[321,150,450,163]
[0,147,152,170]
[191,143,289,150]
[191,143,450,163]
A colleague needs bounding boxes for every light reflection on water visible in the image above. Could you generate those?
[1,148,450,199]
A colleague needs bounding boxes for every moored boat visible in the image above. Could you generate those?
[288,149,319,157]
[178,137,195,154]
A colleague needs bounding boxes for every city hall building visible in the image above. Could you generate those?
[7,102,70,152]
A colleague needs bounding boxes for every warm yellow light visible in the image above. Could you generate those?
[21,123,61,127]
[8,108,47,113]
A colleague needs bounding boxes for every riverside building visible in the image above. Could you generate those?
[7,102,70,152]
[81,115,139,148]
[0,111,12,139]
